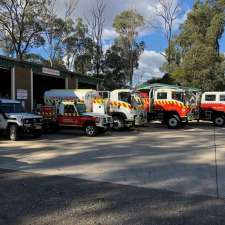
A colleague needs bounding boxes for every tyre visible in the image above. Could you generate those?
[33,130,42,138]
[166,115,180,129]
[9,124,20,141]
[85,125,98,137]
[51,123,60,133]
[213,115,225,127]
[112,116,125,131]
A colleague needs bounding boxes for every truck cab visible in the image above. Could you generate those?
[139,84,191,128]
[199,92,225,126]
[40,100,112,136]
[109,89,147,130]
[0,99,43,141]
[153,88,190,128]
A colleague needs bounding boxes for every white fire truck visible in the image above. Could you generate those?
[44,89,147,131]
[98,89,147,130]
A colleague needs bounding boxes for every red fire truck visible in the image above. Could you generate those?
[138,83,194,128]
[37,90,113,136]
[195,92,225,127]
[138,83,225,128]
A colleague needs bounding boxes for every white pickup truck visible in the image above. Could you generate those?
[0,99,43,141]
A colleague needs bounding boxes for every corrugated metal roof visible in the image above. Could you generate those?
[0,55,98,85]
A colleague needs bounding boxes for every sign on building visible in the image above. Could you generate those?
[42,67,60,76]
[17,89,28,100]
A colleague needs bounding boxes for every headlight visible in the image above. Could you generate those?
[22,119,29,124]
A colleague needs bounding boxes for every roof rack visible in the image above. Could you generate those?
[137,83,201,92]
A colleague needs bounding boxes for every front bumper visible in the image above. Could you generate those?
[181,116,188,122]
[96,122,113,130]
[22,123,42,133]
[135,116,147,126]
[124,119,135,128]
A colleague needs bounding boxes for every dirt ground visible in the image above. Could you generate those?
[0,122,225,224]
[0,169,224,225]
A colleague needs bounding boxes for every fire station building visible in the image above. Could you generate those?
[0,55,98,111]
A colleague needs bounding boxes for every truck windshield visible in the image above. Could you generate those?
[118,92,132,104]
[76,103,86,114]
[0,103,25,113]
[172,92,185,103]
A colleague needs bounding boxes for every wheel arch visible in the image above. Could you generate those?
[164,111,181,121]
[111,112,127,120]
[83,120,96,128]
[212,111,225,118]
[7,122,19,130]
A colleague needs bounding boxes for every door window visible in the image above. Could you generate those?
[118,92,131,104]
[157,92,167,100]
[220,95,225,101]
[205,95,216,101]
[172,92,185,102]
[64,105,76,114]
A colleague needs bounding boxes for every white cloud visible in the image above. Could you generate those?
[55,0,186,85]
[134,50,166,85]
[55,0,186,40]
[102,29,118,40]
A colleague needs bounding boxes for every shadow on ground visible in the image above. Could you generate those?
[0,169,224,225]
[0,122,224,198]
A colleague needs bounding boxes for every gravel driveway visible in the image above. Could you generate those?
[0,169,224,225]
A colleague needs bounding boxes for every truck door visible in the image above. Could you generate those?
[59,104,81,127]
[150,89,155,112]
[0,113,7,129]
[0,106,7,130]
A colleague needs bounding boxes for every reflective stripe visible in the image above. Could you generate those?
[154,100,187,109]
[93,99,105,104]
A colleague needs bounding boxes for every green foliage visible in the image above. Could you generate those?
[101,38,144,90]
[113,10,144,37]
[42,8,75,67]
[102,44,127,90]
[0,0,46,60]
[66,18,95,75]
[160,39,182,75]
[113,10,145,87]
[146,73,175,85]
[163,0,225,91]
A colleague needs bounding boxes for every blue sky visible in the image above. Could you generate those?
[42,0,225,84]
[142,0,225,53]
[2,0,225,84]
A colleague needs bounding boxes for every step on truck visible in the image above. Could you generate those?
[0,99,43,141]
[138,84,191,128]
[38,90,113,136]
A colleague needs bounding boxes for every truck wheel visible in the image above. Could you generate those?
[33,130,42,138]
[113,116,125,131]
[52,123,60,133]
[9,124,19,141]
[213,115,225,127]
[85,125,98,137]
[166,116,179,129]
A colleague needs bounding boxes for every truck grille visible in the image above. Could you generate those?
[24,118,42,124]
